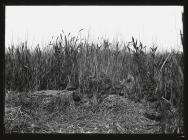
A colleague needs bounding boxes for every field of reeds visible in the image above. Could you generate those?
[4,30,184,134]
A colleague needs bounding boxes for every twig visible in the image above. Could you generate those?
[18,107,32,120]
[116,123,125,133]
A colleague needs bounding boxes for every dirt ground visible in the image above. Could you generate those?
[4,90,165,134]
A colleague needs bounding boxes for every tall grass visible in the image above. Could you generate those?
[5,30,184,133]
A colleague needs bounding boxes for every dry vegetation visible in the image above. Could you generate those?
[4,28,184,134]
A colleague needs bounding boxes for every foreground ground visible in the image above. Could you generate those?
[4,90,175,134]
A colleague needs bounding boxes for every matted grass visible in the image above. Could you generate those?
[4,90,162,134]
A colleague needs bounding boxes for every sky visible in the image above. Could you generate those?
[5,6,183,52]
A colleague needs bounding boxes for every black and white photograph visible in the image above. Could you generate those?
[4,5,184,134]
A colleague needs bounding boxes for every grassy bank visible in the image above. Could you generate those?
[5,32,184,134]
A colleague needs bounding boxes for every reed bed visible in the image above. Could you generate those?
[5,30,184,134]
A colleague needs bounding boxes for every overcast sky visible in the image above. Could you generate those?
[5,6,183,52]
